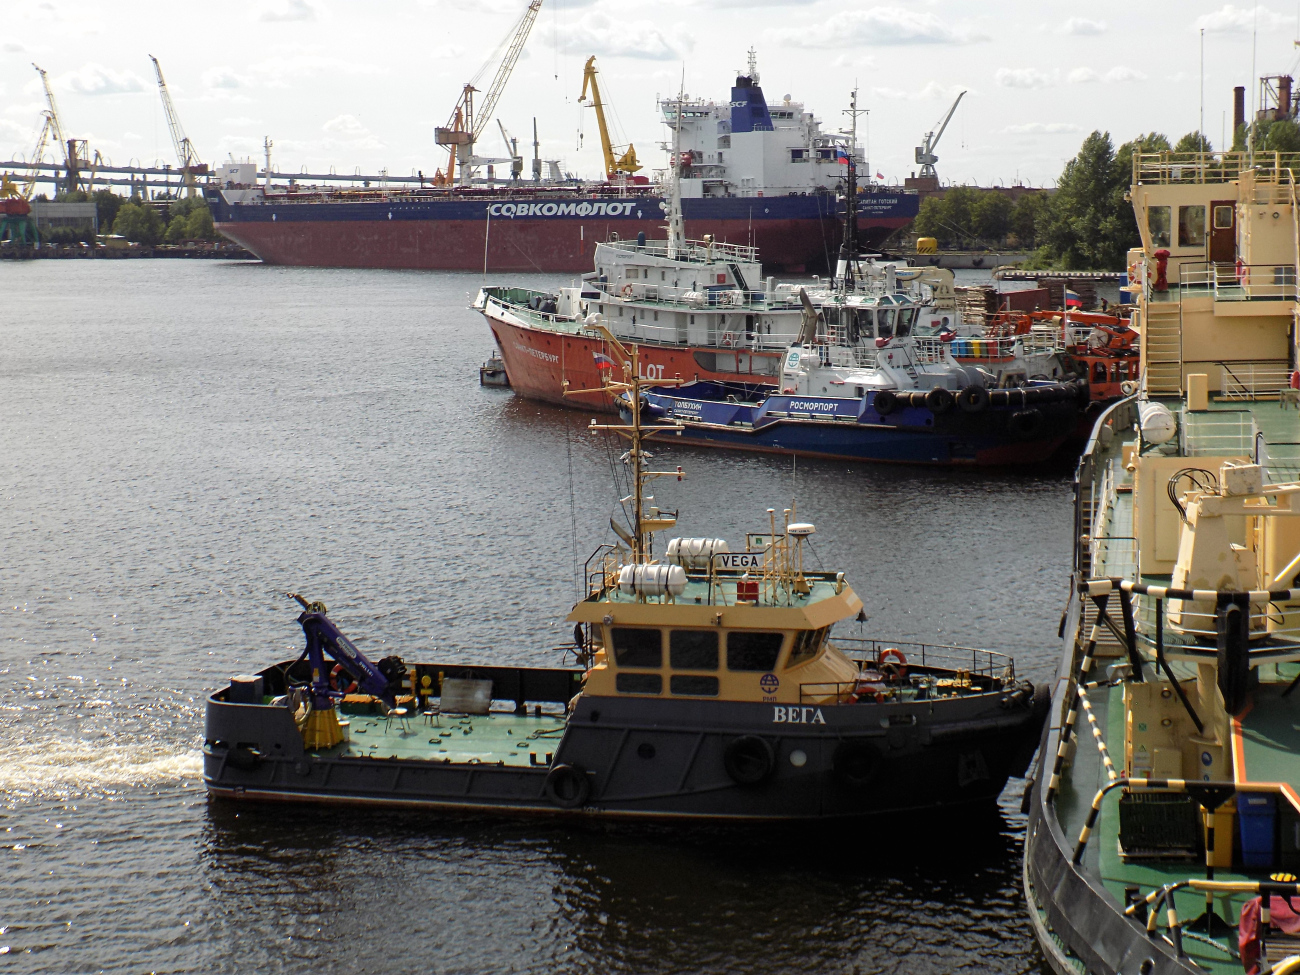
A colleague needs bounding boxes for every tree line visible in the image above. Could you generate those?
[912,130,1215,269]
[44,189,217,246]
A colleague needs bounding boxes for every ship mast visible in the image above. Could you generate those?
[836,88,865,292]
[562,326,684,562]
[665,88,687,260]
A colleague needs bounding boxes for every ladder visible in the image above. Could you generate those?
[1142,302,1183,395]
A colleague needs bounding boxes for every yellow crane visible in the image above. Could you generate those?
[149,55,206,197]
[435,0,542,185]
[22,111,53,200]
[579,56,641,180]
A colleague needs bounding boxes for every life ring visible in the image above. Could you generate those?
[832,739,880,788]
[1236,258,1249,285]
[957,384,990,413]
[872,389,898,416]
[925,386,955,415]
[621,283,635,298]
[723,735,775,785]
[720,331,737,348]
[878,647,909,679]
[543,764,591,808]
[329,664,357,695]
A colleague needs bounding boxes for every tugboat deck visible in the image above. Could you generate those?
[322,705,567,767]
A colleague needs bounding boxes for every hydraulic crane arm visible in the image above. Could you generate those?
[288,594,398,710]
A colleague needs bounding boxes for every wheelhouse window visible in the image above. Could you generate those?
[616,673,663,694]
[670,630,719,670]
[787,627,828,668]
[726,631,785,671]
[670,675,719,696]
[1214,205,1234,230]
[611,628,662,668]
[1148,206,1172,248]
[1178,205,1206,248]
[877,309,895,339]
[896,307,916,337]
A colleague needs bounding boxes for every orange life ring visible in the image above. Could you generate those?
[878,647,909,679]
[720,331,737,348]
[330,664,358,695]
[621,283,635,298]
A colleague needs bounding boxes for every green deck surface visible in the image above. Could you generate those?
[1238,684,1300,795]
[322,707,567,766]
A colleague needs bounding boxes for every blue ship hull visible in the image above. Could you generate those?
[634,382,1085,467]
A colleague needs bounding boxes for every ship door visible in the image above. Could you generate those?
[1209,201,1236,264]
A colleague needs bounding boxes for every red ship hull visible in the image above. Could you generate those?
[214,215,915,274]
[484,312,778,412]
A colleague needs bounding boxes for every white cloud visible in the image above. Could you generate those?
[1003,122,1082,134]
[1195,4,1289,33]
[781,7,988,47]
[870,86,908,100]
[1061,17,1106,35]
[917,81,967,101]
[1068,67,1099,83]
[3,41,25,53]
[260,0,317,22]
[57,63,148,96]
[203,67,248,90]
[220,116,261,127]
[323,114,368,136]
[0,118,30,142]
[555,13,693,60]
[996,67,1053,89]
[1103,65,1146,83]
[244,54,385,87]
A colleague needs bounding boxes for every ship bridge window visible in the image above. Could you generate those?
[616,673,663,695]
[1148,206,1172,248]
[877,309,895,339]
[611,627,662,668]
[670,630,719,670]
[1178,205,1206,247]
[726,631,785,671]
[896,307,916,337]
[670,675,720,696]
[787,627,829,668]
[790,148,807,162]
[628,268,640,279]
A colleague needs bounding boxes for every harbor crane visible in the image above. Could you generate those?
[914,90,966,181]
[435,0,542,185]
[32,63,87,195]
[21,111,54,200]
[149,55,207,197]
[579,56,641,181]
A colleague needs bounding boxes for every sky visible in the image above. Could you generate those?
[3,0,1300,190]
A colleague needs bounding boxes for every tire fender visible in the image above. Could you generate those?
[544,764,591,808]
[723,735,775,786]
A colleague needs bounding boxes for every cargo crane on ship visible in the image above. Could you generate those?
[149,55,207,197]
[579,56,641,181]
[434,0,542,185]
[914,90,966,182]
[33,63,88,195]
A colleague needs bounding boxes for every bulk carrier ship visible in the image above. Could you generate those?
[206,56,917,274]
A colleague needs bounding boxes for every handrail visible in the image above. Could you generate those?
[1081,577,1300,604]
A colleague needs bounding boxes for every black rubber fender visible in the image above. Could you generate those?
[1007,683,1054,778]
[988,388,1009,407]
[925,386,955,414]
[872,389,897,416]
[957,384,990,413]
[544,764,591,808]
[723,735,775,785]
[832,739,881,788]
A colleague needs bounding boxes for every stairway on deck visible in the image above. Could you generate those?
[1143,302,1182,396]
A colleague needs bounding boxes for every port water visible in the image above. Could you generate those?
[1,260,1068,973]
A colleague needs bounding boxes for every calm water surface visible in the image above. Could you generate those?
[0,261,1069,973]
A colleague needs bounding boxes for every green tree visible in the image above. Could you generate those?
[112,201,165,244]
[1036,130,1134,269]
[913,196,945,239]
[1264,120,1300,152]
[185,205,215,240]
[92,190,124,234]
[972,192,1013,243]
[1010,192,1049,248]
[1174,131,1212,152]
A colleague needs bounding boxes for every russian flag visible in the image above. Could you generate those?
[593,351,617,370]
[876,172,884,180]
[1064,289,1083,308]
[836,148,852,165]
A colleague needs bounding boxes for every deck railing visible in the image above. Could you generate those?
[1134,150,1300,185]
[831,638,1015,680]
[600,236,759,264]
[1179,262,1298,302]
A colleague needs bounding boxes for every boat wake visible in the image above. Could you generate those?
[0,734,202,799]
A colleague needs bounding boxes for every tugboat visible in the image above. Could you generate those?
[1024,147,1300,973]
[204,330,1050,819]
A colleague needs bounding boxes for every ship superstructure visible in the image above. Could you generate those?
[1025,151,1300,974]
